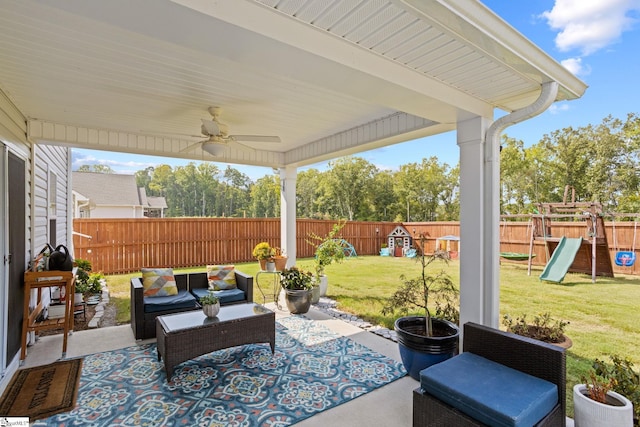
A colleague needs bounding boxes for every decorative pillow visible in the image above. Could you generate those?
[207,265,237,290]
[141,267,178,297]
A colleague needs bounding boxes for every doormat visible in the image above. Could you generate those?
[32,316,406,426]
[0,358,82,421]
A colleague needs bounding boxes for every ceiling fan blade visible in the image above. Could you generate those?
[201,119,221,136]
[180,141,204,153]
[230,140,256,152]
[230,135,281,143]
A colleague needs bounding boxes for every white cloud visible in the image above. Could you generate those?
[72,151,157,174]
[560,57,591,76]
[548,103,571,114]
[541,0,640,55]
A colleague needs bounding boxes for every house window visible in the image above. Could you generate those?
[49,171,58,244]
[49,171,58,217]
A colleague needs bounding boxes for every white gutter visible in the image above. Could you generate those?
[483,81,559,327]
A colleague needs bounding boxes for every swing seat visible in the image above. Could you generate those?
[615,251,636,267]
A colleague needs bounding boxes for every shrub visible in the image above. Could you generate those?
[593,355,640,421]
[502,312,568,343]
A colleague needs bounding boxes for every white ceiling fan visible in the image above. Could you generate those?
[182,106,281,157]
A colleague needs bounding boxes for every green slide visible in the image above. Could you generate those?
[539,237,583,283]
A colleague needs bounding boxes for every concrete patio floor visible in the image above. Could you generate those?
[18,302,576,426]
[20,303,415,426]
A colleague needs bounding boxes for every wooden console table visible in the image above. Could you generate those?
[21,270,75,362]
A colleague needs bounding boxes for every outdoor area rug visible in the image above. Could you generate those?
[33,316,406,426]
[0,358,82,421]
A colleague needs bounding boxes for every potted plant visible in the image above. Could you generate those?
[280,266,313,314]
[593,355,640,425]
[74,258,92,303]
[252,242,275,271]
[382,234,460,380]
[200,291,220,318]
[502,312,572,349]
[272,247,288,272]
[306,220,346,297]
[573,370,634,427]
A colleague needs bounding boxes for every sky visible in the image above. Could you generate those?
[72,0,640,181]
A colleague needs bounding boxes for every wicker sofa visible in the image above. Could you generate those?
[413,322,566,427]
[130,271,253,340]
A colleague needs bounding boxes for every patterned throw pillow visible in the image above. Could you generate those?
[141,267,178,297]
[207,265,237,290]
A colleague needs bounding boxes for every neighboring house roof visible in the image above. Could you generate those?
[147,196,167,209]
[73,172,142,206]
[137,187,167,209]
[72,172,167,209]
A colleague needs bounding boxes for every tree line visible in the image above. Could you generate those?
[77,113,640,220]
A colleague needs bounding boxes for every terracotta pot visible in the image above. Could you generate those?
[274,256,288,271]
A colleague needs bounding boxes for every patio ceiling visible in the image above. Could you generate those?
[0,0,586,168]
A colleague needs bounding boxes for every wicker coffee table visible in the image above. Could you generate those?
[156,303,275,380]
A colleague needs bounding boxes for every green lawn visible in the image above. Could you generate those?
[105,255,640,417]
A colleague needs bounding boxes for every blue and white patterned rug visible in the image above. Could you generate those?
[34,316,406,426]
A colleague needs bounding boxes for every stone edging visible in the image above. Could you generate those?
[88,280,109,328]
[313,297,398,343]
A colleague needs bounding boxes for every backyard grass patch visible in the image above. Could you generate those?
[105,256,640,417]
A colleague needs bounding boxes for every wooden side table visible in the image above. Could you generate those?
[21,270,75,363]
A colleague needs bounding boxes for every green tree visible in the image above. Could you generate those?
[296,169,322,219]
[76,164,114,173]
[394,157,449,221]
[323,156,377,220]
[369,170,396,221]
[251,174,280,217]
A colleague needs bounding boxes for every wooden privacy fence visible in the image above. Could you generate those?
[72,218,398,274]
[72,218,640,276]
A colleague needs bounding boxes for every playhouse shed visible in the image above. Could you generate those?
[388,226,413,257]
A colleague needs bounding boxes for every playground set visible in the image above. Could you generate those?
[498,183,640,283]
[529,201,613,283]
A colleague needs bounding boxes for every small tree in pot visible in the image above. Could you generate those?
[382,234,460,380]
[306,220,346,297]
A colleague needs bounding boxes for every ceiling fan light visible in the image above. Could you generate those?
[202,142,226,157]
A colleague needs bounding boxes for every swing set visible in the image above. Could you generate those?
[611,217,637,267]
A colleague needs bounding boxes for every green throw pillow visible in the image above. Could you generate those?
[141,267,178,297]
[207,265,237,290]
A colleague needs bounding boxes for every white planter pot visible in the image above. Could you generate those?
[266,261,276,272]
[74,292,84,305]
[318,275,328,296]
[573,384,633,427]
[202,302,220,318]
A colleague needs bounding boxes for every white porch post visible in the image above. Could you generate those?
[458,115,499,329]
[279,166,297,268]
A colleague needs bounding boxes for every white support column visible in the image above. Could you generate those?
[279,166,297,268]
[457,115,496,328]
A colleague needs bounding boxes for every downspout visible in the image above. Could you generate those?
[483,81,559,327]
[67,149,74,256]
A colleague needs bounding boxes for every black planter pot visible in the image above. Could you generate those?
[284,288,312,314]
[395,316,460,380]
